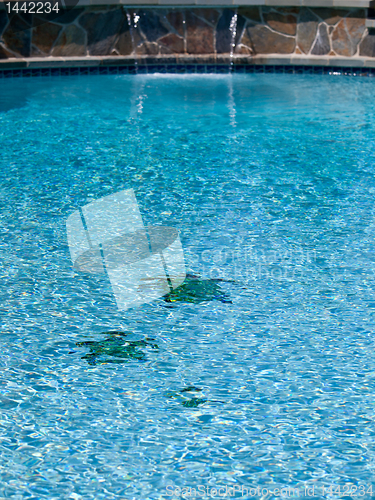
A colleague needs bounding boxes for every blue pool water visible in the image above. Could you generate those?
[1,73,375,498]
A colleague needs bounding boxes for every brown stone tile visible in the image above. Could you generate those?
[120,10,143,52]
[33,8,84,27]
[137,10,168,42]
[241,23,295,54]
[186,11,214,54]
[3,16,31,57]
[235,44,253,55]
[311,23,330,55]
[264,12,297,35]
[115,23,141,56]
[31,44,44,57]
[32,23,62,55]
[359,30,375,57]
[116,30,134,56]
[166,11,184,37]
[8,13,33,31]
[331,14,365,56]
[310,8,350,26]
[85,7,108,13]
[0,43,14,59]
[238,7,261,23]
[137,41,159,55]
[216,9,234,54]
[216,9,245,54]
[52,25,86,56]
[54,9,85,25]
[296,8,318,54]
[191,9,220,27]
[79,9,125,55]
[351,9,365,19]
[275,7,299,14]
[159,33,184,53]
[0,11,8,37]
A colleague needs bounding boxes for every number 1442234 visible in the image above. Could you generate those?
[5,2,60,14]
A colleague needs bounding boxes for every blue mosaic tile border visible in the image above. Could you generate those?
[0,64,375,78]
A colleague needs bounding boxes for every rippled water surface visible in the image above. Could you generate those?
[1,73,375,499]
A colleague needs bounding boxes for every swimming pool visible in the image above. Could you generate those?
[1,73,375,498]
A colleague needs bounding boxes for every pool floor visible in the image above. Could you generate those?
[0,73,375,498]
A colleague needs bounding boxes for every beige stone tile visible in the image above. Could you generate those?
[91,0,119,3]
[0,0,369,4]
[327,57,364,66]
[195,0,234,4]
[159,0,195,4]
[289,55,327,64]
[3,54,375,71]
[254,55,293,64]
[266,0,301,5]
[236,0,265,5]
[333,0,369,5]
[302,0,334,6]
[28,58,68,68]
[195,0,233,3]
[119,0,158,4]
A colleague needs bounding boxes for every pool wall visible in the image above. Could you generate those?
[1,5,375,71]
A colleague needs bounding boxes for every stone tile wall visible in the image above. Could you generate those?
[0,6,374,60]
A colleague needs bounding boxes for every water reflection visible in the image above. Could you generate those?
[66,189,186,310]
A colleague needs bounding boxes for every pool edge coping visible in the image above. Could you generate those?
[2,54,375,71]
[0,0,372,7]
